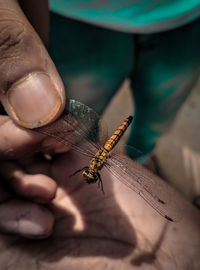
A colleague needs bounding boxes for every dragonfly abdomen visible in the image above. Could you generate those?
[86,116,133,177]
[103,116,133,152]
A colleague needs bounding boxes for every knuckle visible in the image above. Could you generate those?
[0,17,41,92]
[0,21,27,91]
[0,21,25,59]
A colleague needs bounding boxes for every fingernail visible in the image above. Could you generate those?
[7,72,62,128]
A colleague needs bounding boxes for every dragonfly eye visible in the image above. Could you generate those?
[83,169,89,175]
[83,169,90,178]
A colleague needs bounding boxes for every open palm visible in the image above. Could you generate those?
[0,150,200,270]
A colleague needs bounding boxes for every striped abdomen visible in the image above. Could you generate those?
[103,116,133,152]
[87,116,133,177]
[89,115,133,172]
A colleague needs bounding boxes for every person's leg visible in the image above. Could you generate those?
[128,19,200,163]
[49,12,133,114]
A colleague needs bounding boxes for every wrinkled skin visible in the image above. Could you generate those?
[0,1,200,269]
[0,0,68,240]
[0,150,200,270]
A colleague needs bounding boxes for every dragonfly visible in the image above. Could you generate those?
[37,99,180,222]
[70,114,133,193]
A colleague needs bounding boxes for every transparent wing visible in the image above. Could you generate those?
[37,99,180,221]
[106,152,181,222]
[117,144,143,158]
[37,99,107,156]
[67,99,107,146]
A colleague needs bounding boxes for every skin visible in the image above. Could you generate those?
[0,1,200,269]
[0,0,65,124]
[0,0,68,237]
[0,150,200,269]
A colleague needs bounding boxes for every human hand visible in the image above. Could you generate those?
[0,0,66,156]
[0,150,200,269]
[0,0,69,157]
[0,0,66,129]
[0,0,71,236]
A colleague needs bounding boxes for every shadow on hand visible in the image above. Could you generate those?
[0,150,169,268]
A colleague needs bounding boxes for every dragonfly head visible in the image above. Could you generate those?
[82,169,98,184]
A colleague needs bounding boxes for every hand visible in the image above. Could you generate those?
[0,0,68,157]
[0,0,66,129]
[0,150,200,270]
[0,0,70,237]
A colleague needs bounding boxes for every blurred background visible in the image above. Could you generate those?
[49,10,200,204]
[102,77,200,202]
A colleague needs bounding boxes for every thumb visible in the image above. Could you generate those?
[0,0,65,129]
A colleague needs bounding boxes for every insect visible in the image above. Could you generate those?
[71,115,133,193]
[38,99,181,222]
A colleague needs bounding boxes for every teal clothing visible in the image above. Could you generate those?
[50,0,200,33]
[50,11,200,162]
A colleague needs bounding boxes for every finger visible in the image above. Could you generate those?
[0,185,12,202]
[0,116,70,160]
[0,0,65,128]
[18,0,49,48]
[0,115,45,159]
[40,136,72,155]
[0,160,57,204]
[0,199,54,238]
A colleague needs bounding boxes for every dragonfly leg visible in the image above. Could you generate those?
[97,172,104,194]
[69,167,89,177]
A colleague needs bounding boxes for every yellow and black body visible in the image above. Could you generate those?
[73,116,133,191]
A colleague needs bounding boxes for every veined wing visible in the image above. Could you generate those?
[37,100,105,157]
[106,152,181,222]
[36,99,180,221]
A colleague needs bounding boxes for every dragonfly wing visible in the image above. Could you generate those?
[37,110,93,156]
[68,99,107,145]
[37,99,105,157]
[106,152,181,222]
